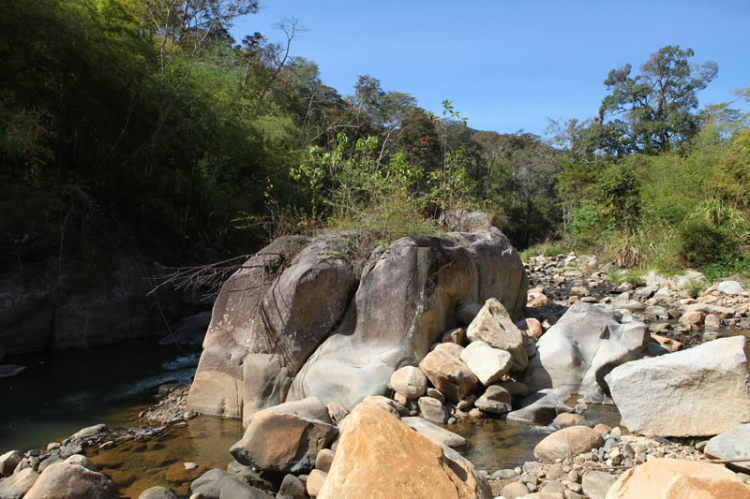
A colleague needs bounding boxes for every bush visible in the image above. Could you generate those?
[678,220,736,267]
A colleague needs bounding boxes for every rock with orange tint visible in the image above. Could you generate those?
[533,426,603,462]
[419,350,477,402]
[317,402,491,499]
[606,458,750,499]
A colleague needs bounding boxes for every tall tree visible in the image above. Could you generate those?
[599,46,717,154]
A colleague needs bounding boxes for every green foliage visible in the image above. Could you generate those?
[683,279,706,299]
[677,220,737,268]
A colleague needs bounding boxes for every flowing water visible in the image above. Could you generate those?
[0,338,200,451]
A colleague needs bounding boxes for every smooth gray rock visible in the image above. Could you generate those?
[287,229,527,410]
[705,423,750,473]
[187,234,354,418]
[70,424,107,440]
[524,302,649,397]
[191,469,232,499]
[24,463,117,499]
[0,468,39,499]
[241,353,293,427]
[219,476,269,499]
[401,417,466,447]
[718,280,744,295]
[606,336,750,437]
[466,298,528,371]
[277,474,305,499]
[65,455,98,472]
[138,487,178,499]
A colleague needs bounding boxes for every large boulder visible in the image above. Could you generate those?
[317,402,491,498]
[605,458,750,499]
[466,299,528,371]
[705,424,750,473]
[606,336,750,437]
[230,408,337,473]
[524,302,649,398]
[24,463,118,499]
[288,229,527,409]
[187,234,357,418]
[419,350,478,402]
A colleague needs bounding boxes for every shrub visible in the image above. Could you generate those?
[677,220,736,267]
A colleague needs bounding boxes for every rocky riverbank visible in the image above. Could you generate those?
[2,230,749,498]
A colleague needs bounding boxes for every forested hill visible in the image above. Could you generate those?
[1,0,748,281]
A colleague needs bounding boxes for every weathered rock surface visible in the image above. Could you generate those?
[188,234,356,418]
[474,385,512,414]
[219,476,268,499]
[24,462,118,499]
[241,353,293,426]
[402,417,466,447]
[582,470,616,499]
[70,424,107,440]
[419,350,478,402]
[0,451,22,477]
[460,341,512,386]
[507,391,570,425]
[418,396,450,424]
[0,468,39,499]
[605,458,750,499]
[705,424,750,473]
[389,366,428,400]
[606,336,750,437]
[317,402,491,498]
[230,410,337,473]
[466,298,528,371]
[525,302,650,398]
[288,229,527,410]
[533,426,603,462]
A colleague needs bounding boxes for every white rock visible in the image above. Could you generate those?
[717,280,744,295]
[606,336,750,437]
[460,341,512,386]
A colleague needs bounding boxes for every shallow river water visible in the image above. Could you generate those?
[8,328,745,497]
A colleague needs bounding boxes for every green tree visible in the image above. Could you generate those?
[599,46,718,154]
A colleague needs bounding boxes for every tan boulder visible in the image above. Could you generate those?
[306,469,327,498]
[466,298,528,371]
[389,366,428,400]
[606,458,750,499]
[318,402,491,499]
[525,318,543,339]
[419,350,478,402]
[533,426,603,462]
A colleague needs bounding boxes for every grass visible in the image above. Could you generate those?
[683,279,706,298]
[607,269,646,287]
[520,241,568,262]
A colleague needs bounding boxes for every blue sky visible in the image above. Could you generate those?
[231,1,750,136]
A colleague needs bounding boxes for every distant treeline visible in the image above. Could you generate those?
[1,1,748,279]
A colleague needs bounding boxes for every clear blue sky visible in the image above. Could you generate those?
[231,1,750,136]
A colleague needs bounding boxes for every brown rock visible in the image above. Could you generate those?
[474,386,512,414]
[533,426,603,462]
[433,342,465,358]
[230,411,337,472]
[389,366,428,400]
[318,402,491,498]
[553,413,589,428]
[442,327,466,345]
[525,318,543,339]
[650,334,683,353]
[606,458,750,499]
[419,350,478,402]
